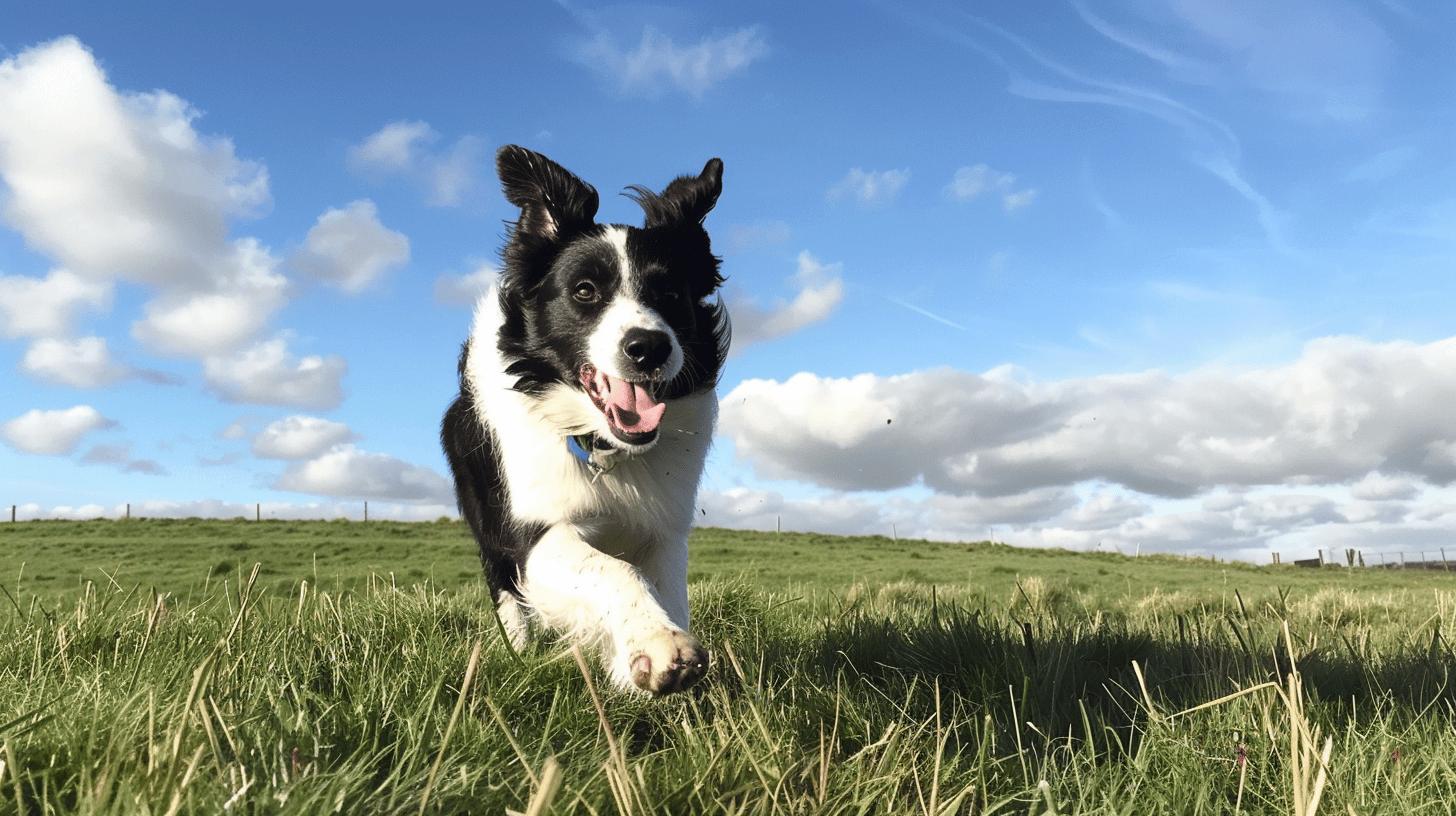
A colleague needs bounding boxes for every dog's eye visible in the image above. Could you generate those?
[573,281,599,303]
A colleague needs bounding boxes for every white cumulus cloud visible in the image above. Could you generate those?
[131,238,288,356]
[700,486,1095,541]
[1,405,114,455]
[292,200,410,294]
[0,270,110,339]
[203,338,346,410]
[252,415,356,460]
[0,37,336,374]
[20,336,131,387]
[0,37,270,289]
[721,335,1456,499]
[275,445,452,503]
[1350,472,1420,501]
[348,120,433,172]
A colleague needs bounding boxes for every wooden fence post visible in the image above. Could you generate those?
[9,505,14,523]
[125,503,130,520]
[255,503,260,522]
[364,501,369,523]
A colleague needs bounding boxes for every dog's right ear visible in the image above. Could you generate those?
[497,145,599,240]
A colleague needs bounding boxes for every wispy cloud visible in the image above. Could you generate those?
[945,164,1013,200]
[1196,155,1297,257]
[944,164,1037,212]
[827,168,910,206]
[1072,0,1389,122]
[894,7,1294,254]
[731,251,845,351]
[1344,145,1417,183]
[724,220,791,255]
[885,295,967,331]
[1147,279,1269,309]
[79,442,167,476]
[348,121,485,207]
[1159,0,1390,122]
[1080,161,1124,230]
[1001,188,1037,212]
[434,261,500,306]
[575,26,768,97]
[1068,0,1216,80]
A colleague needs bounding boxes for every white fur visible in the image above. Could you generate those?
[520,524,687,688]
[495,591,534,650]
[587,227,684,382]
[465,284,715,691]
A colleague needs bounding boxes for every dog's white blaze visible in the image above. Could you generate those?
[467,289,715,531]
[464,286,714,690]
[586,226,684,382]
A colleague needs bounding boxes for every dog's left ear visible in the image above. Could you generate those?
[630,158,724,228]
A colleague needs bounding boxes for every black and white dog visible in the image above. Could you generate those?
[441,146,728,695]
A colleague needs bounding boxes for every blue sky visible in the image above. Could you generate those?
[4,1,1456,560]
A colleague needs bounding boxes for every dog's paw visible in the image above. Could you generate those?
[624,628,708,695]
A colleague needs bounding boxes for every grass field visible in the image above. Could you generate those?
[2,520,1456,813]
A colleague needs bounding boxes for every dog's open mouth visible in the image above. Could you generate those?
[580,365,666,444]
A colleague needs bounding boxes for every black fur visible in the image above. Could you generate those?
[440,379,545,595]
[441,146,729,597]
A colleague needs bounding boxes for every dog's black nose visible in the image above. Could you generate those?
[622,329,672,370]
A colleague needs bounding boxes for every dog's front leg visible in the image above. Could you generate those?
[637,532,691,631]
[522,524,707,695]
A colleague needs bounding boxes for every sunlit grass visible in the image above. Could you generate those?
[2,521,1455,813]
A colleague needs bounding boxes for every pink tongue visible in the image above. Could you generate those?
[605,376,666,434]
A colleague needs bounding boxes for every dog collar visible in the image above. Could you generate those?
[567,433,622,480]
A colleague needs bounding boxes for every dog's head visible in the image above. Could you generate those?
[492,145,729,453]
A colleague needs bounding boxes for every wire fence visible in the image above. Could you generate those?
[1270,547,1456,571]
[5,504,1456,572]
[5,502,379,524]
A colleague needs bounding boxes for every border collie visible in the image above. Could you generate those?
[441,146,728,695]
